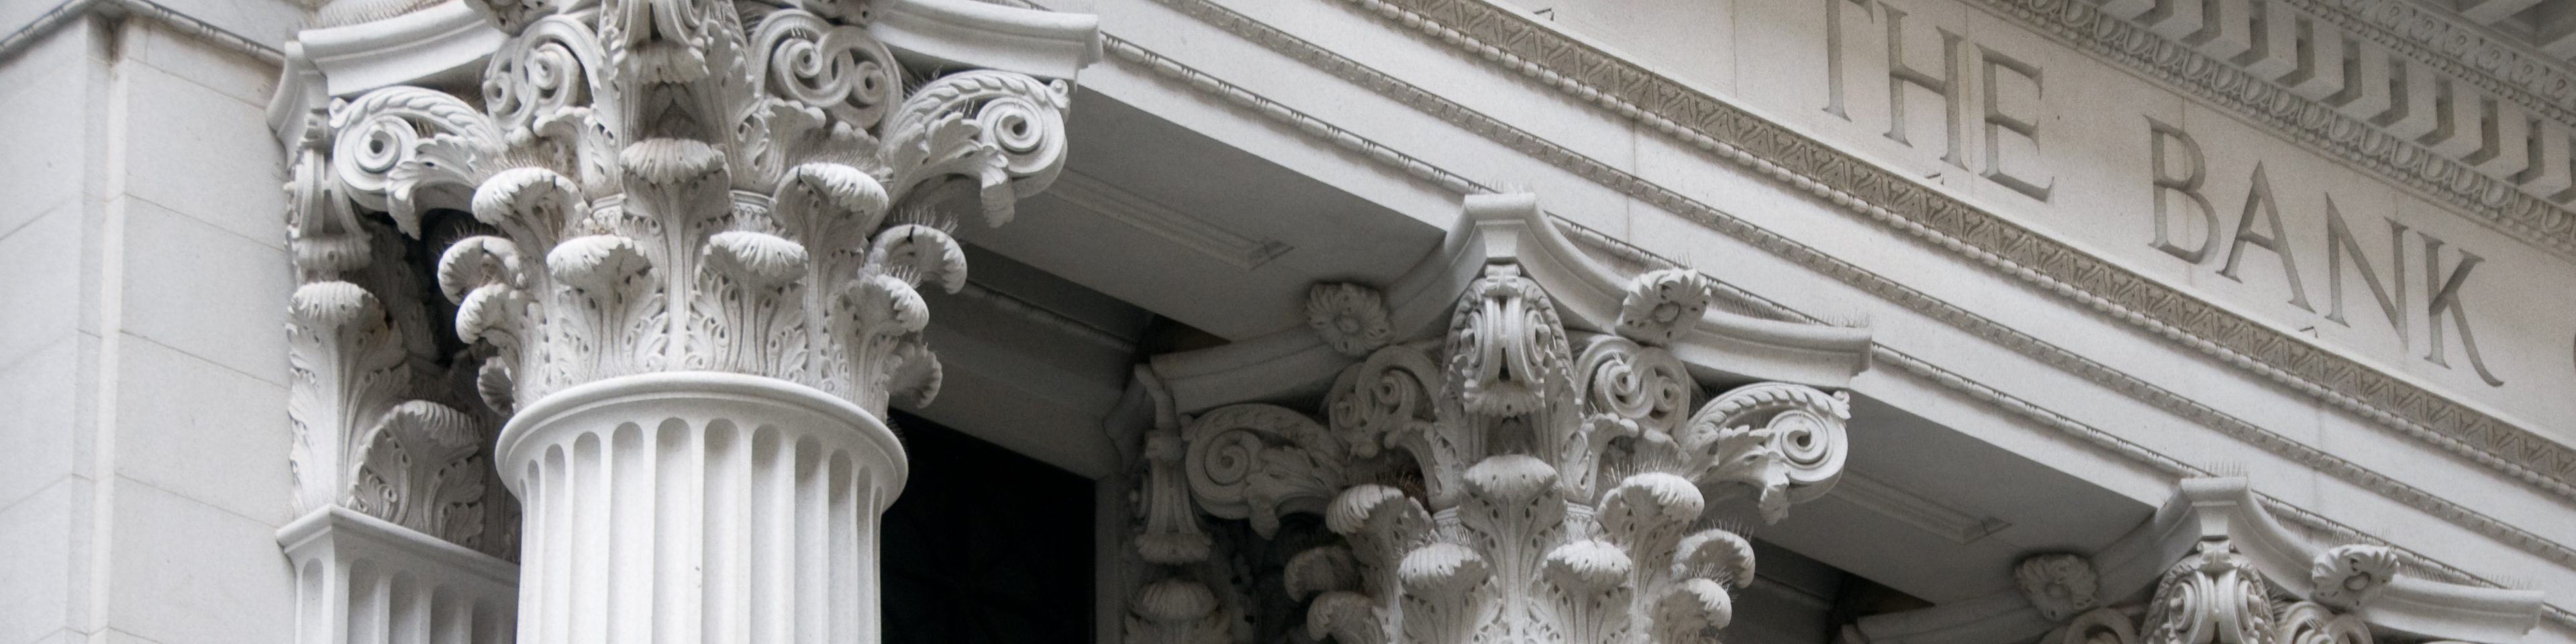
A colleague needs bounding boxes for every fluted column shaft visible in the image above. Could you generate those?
[496,372,907,644]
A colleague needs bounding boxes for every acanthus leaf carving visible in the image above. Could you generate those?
[349,400,489,545]
[288,281,413,518]
[2142,540,2278,644]
[304,0,1085,423]
[1133,268,1853,644]
[291,0,1089,566]
[1185,405,1348,539]
[2042,542,2383,644]
[286,234,510,554]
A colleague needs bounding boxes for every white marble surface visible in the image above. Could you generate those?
[3,0,2571,642]
[0,15,298,644]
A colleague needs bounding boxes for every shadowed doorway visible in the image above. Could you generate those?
[882,411,1096,643]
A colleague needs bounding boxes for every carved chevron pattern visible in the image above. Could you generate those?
[1226,0,2576,504]
[1098,1,2576,611]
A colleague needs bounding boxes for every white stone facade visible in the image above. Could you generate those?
[3,0,2571,642]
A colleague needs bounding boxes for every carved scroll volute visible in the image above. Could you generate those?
[2058,608,2147,644]
[328,87,505,236]
[884,70,1074,226]
[1680,382,1851,523]
[1573,336,1694,500]
[2275,603,2374,644]
[1183,405,1349,539]
[1447,264,1572,421]
[2020,531,2406,644]
[285,78,514,557]
[2144,541,2277,644]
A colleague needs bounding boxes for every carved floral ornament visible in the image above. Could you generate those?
[1130,266,1853,644]
[2006,541,2391,644]
[1865,479,2542,644]
[282,0,1083,552]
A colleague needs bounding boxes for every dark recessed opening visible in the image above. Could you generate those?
[881,411,1095,644]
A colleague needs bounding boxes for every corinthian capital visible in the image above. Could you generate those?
[292,0,1095,419]
[1131,268,1856,644]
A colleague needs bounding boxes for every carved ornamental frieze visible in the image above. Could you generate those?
[1129,266,1853,644]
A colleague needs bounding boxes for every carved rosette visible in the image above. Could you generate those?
[1130,266,1852,644]
[2018,553,2103,622]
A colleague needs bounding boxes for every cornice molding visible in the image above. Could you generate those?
[2279,0,2576,132]
[295,0,502,97]
[1181,0,2576,508]
[1977,0,2576,264]
[1090,11,2576,624]
[0,0,282,65]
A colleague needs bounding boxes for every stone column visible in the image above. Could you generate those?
[499,373,903,644]
[286,0,1098,639]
